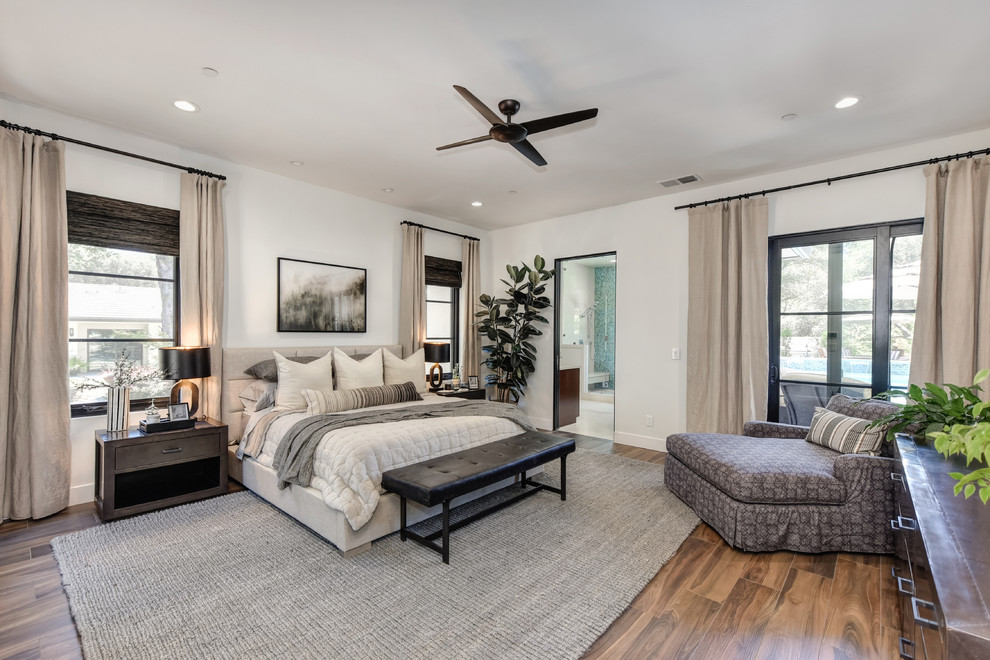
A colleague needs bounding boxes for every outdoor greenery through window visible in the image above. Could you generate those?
[769,220,923,424]
[426,284,458,375]
[68,244,177,415]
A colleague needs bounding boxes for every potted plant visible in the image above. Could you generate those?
[76,351,170,431]
[475,255,555,403]
[871,369,990,503]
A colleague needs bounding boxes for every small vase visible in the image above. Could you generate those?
[106,386,130,432]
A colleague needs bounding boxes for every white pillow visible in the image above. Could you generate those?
[383,348,426,394]
[333,347,384,390]
[273,350,333,411]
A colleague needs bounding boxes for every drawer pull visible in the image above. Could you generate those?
[895,575,915,596]
[161,447,183,455]
[897,515,917,531]
[911,597,939,629]
[891,472,903,483]
[898,637,915,659]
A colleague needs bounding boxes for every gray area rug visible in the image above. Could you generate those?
[52,451,699,660]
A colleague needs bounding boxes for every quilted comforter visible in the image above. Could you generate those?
[238,396,528,530]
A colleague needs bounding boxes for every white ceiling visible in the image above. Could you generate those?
[2,1,989,230]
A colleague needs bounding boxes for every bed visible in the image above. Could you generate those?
[221,345,535,555]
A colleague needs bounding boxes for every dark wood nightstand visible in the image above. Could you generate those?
[435,388,487,400]
[95,418,228,521]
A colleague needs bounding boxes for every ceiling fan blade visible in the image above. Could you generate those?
[511,139,548,167]
[520,108,599,135]
[436,135,493,151]
[453,85,504,126]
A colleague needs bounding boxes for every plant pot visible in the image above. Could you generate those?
[106,386,130,432]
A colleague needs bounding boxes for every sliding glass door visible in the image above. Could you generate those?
[768,221,922,424]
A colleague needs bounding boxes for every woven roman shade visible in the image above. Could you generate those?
[425,255,462,287]
[67,190,180,256]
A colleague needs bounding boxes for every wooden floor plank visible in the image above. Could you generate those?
[629,536,718,616]
[690,578,780,659]
[742,550,795,591]
[627,589,721,659]
[820,558,885,659]
[754,567,832,660]
[792,552,839,579]
[687,541,751,604]
[581,606,654,659]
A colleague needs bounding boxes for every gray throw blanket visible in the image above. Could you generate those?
[272,400,535,489]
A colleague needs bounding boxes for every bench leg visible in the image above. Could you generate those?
[520,469,527,488]
[560,454,567,501]
[400,496,407,541]
[442,500,450,564]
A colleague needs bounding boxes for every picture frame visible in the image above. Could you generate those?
[468,375,480,390]
[277,257,367,333]
[168,402,190,421]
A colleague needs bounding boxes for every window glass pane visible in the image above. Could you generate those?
[891,235,922,311]
[780,244,828,313]
[840,314,873,384]
[69,244,175,278]
[426,301,451,338]
[890,312,915,389]
[841,240,874,311]
[426,285,451,302]
[841,385,872,399]
[778,382,829,426]
[779,314,827,378]
[69,274,175,339]
[69,341,172,404]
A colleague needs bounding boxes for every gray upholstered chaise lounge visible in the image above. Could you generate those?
[664,394,901,554]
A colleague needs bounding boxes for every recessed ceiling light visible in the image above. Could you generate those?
[471,201,483,207]
[289,161,304,166]
[834,96,859,109]
[382,187,394,193]
[780,113,798,121]
[172,99,199,112]
[202,67,219,78]
[507,190,517,195]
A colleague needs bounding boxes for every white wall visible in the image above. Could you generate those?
[490,126,990,449]
[1,98,489,505]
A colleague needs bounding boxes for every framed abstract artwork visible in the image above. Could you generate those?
[277,257,367,332]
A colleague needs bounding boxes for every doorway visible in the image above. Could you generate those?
[553,252,616,441]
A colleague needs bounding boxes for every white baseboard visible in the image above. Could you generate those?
[70,483,95,506]
[613,431,667,453]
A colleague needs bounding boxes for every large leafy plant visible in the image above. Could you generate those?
[931,421,990,504]
[476,255,555,403]
[870,369,990,440]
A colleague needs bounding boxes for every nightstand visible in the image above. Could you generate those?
[435,388,487,400]
[95,418,228,521]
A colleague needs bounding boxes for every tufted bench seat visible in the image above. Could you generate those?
[382,431,575,563]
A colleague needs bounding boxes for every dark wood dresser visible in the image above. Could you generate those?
[892,434,990,659]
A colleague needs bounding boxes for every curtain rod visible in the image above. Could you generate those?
[0,119,227,181]
[401,220,479,241]
[674,146,990,211]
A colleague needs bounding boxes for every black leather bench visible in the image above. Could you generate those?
[381,431,576,563]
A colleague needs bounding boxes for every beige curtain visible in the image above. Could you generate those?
[686,198,769,433]
[179,173,226,421]
[399,224,425,357]
[461,237,482,376]
[0,128,70,520]
[911,157,990,393]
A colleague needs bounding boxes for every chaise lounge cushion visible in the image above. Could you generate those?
[666,433,847,505]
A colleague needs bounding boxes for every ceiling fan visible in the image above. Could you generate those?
[436,85,598,167]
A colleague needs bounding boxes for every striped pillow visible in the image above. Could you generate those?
[301,381,422,415]
[805,407,885,455]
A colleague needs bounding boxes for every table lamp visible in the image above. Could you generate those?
[159,346,211,418]
[424,342,450,392]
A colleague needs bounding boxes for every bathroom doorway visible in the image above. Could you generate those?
[553,252,616,441]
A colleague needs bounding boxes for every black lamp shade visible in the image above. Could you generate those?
[424,342,450,364]
[159,346,212,380]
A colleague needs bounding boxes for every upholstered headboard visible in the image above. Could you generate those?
[221,344,403,443]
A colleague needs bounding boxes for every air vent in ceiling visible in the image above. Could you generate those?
[658,174,703,188]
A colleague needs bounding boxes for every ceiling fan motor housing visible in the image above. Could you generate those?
[491,123,528,143]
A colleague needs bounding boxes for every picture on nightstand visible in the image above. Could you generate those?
[468,375,480,390]
[168,402,190,420]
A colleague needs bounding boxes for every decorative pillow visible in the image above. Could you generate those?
[333,347,384,390]
[237,379,278,412]
[244,354,319,382]
[806,407,886,455]
[383,348,426,394]
[301,382,422,415]
[273,350,333,411]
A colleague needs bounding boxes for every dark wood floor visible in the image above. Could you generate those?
[0,437,899,660]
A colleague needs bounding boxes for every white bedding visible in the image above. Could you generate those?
[238,394,525,530]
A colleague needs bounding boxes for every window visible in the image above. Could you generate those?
[67,192,180,416]
[768,220,923,424]
[424,255,462,375]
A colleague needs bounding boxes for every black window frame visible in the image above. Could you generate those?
[425,284,460,373]
[768,218,923,422]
